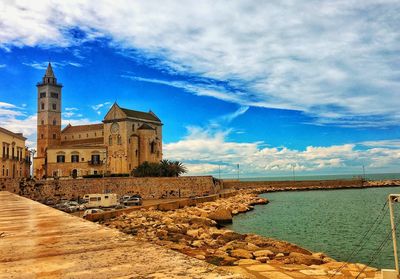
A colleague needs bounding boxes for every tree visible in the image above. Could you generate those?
[132,161,161,177]
[132,160,187,177]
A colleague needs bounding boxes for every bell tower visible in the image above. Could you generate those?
[34,63,62,178]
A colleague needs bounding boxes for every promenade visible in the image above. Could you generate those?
[0,191,381,279]
[0,191,240,278]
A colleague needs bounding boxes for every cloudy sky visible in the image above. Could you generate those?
[0,0,399,178]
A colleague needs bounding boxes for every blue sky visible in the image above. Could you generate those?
[0,1,400,178]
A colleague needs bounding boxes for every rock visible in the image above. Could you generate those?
[288,252,324,265]
[253,249,274,258]
[275,253,285,258]
[230,249,253,259]
[217,231,244,243]
[169,243,187,251]
[234,259,261,265]
[186,229,201,238]
[207,206,232,224]
[194,255,206,260]
[255,256,269,263]
[245,243,260,251]
[191,240,204,248]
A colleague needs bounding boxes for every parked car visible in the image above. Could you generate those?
[43,198,56,206]
[124,196,143,206]
[83,208,104,218]
[119,195,131,203]
[65,201,86,211]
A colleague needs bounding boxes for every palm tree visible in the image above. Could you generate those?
[132,160,187,177]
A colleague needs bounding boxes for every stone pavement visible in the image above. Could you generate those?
[0,191,244,279]
[227,262,380,279]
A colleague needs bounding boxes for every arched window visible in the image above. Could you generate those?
[53,119,56,125]
[41,103,45,110]
[117,135,122,145]
[109,135,112,145]
[41,120,44,125]
[150,141,156,153]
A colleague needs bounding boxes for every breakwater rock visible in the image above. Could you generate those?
[103,192,333,266]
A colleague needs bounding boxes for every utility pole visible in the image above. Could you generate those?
[362,165,366,181]
[292,164,296,182]
[389,194,400,274]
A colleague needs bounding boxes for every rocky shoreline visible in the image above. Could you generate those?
[103,190,339,267]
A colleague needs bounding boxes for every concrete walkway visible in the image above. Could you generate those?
[0,191,242,279]
[0,191,382,279]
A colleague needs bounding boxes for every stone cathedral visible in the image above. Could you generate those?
[33,63,162,179]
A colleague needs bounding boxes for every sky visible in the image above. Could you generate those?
[0,0,400,178]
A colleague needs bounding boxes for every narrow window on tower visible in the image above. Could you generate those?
[41,134,44,139]
[52,103,56,110]
[41,103,45,110]
[40,92,46,98]
[53,119,56,125]
[50,92,58,98]
[109,136,112,145]
[41,120,44,125]
[53,134,56,139]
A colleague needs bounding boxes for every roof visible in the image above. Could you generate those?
[60,137,104,147]
[138,123,155,130]
[45,63,55,77]
[62,123,104,134]
[120,107,161,122]
[0,126,26,141]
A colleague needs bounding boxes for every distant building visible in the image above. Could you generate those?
[0,127,31,178]
[33,63,163,179]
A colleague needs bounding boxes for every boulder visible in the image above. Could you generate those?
[234,259,261,265]
[217,231,245,243]
[255,256,269,263]
[287,252,324,265]
[191,240,204,248]
[207,207,232,224]
[230,249,253,259]
[253,249,274,258]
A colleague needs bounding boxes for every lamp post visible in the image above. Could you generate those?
[388,194,400,274]
[29,148,36,178]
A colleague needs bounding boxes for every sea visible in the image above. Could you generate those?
[227,186,400,269]
[236,172,400,181]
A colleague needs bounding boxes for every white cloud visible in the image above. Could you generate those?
[91,102,111,111]
[23,61,82,70]
[164,127,400,176]
[0,1,399,126]
[0,64,6,68]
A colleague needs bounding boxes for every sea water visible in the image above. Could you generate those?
[227,186,400,269]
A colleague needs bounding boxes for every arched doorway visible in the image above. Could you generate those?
[72,169,78,179]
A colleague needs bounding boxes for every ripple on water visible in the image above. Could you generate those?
[227,187,400,269]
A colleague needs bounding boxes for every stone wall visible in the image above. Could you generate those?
[222,179,365,190]
[0,176,222,201]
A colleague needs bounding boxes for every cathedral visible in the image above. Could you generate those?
[33,63,163,179]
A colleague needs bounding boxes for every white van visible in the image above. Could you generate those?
[83,194,119,208]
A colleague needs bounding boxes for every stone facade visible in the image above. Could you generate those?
[0,176,221,201]
[0,127,30,178]
[33,63,162,179]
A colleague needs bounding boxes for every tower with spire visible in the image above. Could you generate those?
[34,63,62,178]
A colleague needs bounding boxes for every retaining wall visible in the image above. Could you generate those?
[0,176,222,201]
